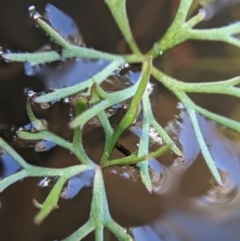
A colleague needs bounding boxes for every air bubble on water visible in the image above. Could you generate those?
[24,88,52,109]
[63,97,70,103]
[17,127,24,131]
[1,49,11,63]
[121,172,130,179]
[122,167,139,182]
[123,103,128,109]
[149,127,162,146]
[153,43,163,56]
[119,63,130,70]
[28,5,36,17]
[110,169,117,175]
[39,102,51,109]
[176,102,185,110]
[147,82,154,95]
[28,5,41,20]
[198,8,207,20]
[24,88,37,98]
[38,177,58,188]
[38,177,51,187]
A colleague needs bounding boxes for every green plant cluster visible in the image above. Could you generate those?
[1,0,240,240]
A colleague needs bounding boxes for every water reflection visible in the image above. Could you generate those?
[1,1,240,241]
[38,170,94,200]
[26,3,110,90]
[38,176,57,188]
[44,3,85,46]
[0,152,20,178]
[130,111,240,241]
[25,58,110,90]
[171,113,199,164]
[148,159,168,194]
[202,0,240,20]
[34,140,57,152]
[132,223,180,241]
[199,170,238,204]
[61,170,94,199]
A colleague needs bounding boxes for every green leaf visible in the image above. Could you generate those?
[34,176,67,224]
[188,109,222,186]
[63,168,132,241]
[18,131,73,152]
[100,58,152,164]
[73,98,92,165]
[26,99,46,131]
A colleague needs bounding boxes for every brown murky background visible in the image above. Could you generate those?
[1,0,240,240]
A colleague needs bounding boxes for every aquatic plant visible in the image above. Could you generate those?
[1,0,240,240]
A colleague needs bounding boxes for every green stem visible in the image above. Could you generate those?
[18,131,74,152]
[176,92,222,185]
[0,164,92,191]
[137,91,152,192]
[0,170,27,192]
[34,176,67,224]
[195,105,240,134]
[0,137,30,169]
[36,18,70,49]
[147,0,195,57]
[62,220,94,241]
[103,0,142,56]
[95,225,104,241]
[73,98,92,165]
[188,22,240,48]
[69,79,139,129]
[151,119,181,156]
[100,59,151,164]
[103,144,169,168]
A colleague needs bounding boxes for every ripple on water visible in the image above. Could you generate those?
[148,159,169,194]
[128,111,240,241]
[199,170,238,205]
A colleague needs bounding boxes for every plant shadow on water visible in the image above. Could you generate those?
[1,0,240,241]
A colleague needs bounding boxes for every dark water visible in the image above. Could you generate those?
[1,1,240,241]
